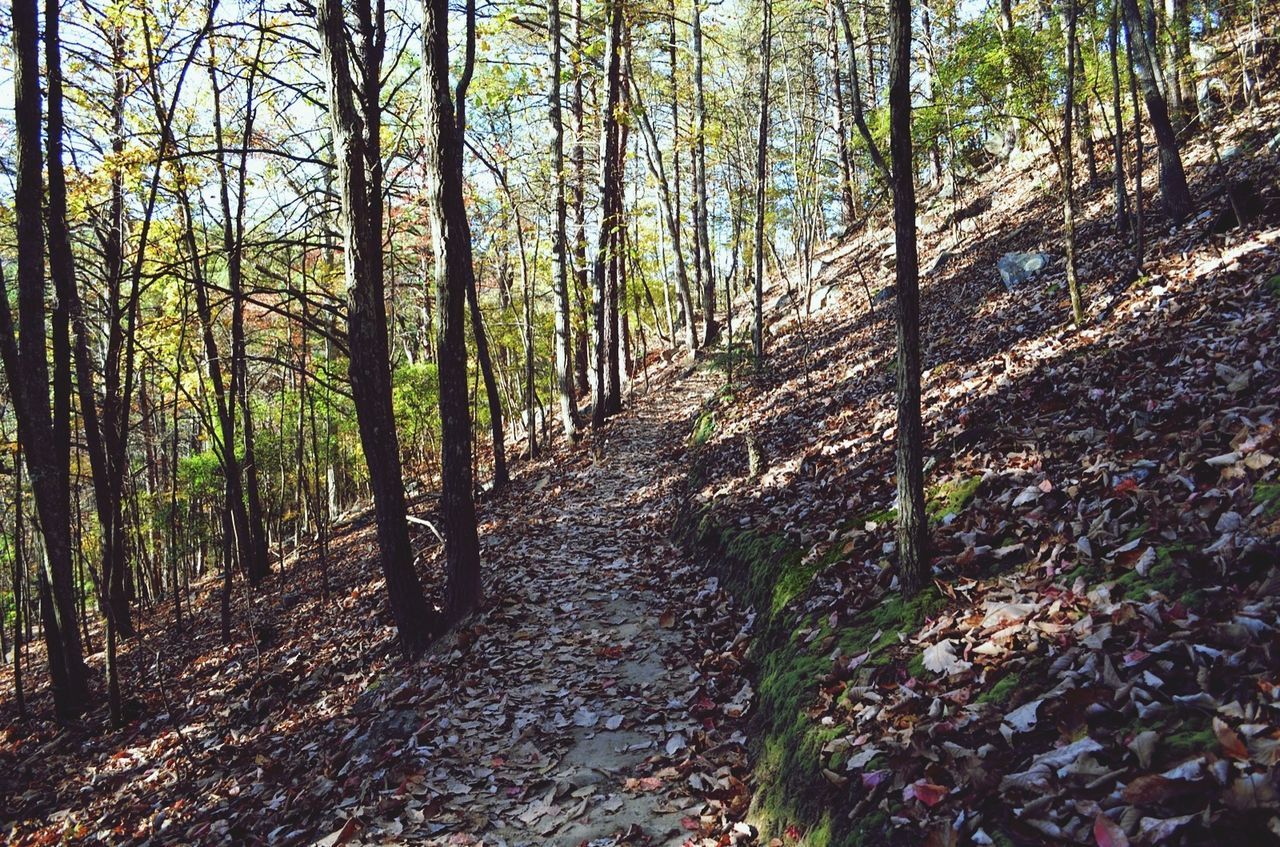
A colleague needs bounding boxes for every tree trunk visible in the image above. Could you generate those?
[317,0,442,654]
[549,0,581,444]
[571,0,591,398]
[420,0,483,622]
[694,0,718,346]
[834,0,891,185]
[0,0,89,719]
[1062,0,1085,325]
[1109,0,1131,233]
[1120,0,1194,223]
[209,33,272,587]
[887,0,928,597]
[827,1,857,229]
[592,0,626,427]
[752,0,772,362]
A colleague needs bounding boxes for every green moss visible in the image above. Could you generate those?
[1125,522,1150,542]
[1256,482,1280,518]
[1265,274,1280,298]
[926,474,982,521]
[861,507,897,526]
[906,652,926,678]
[854,475,981,530]
[976,671,1022,705]
[1164,724,1215,763]
[690,409,716,447]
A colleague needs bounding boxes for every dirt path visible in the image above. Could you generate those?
[343,367,748,847]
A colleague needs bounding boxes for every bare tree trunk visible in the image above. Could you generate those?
[887,0,928,596]
[693,0,718,346]
[1109,0,1131,233]
[549,0,581,444]
[1121,0,1194,223]
[834,0,891,185]
[827,1,857,229]
[420,0,483,621]
[571,0,591,397]
[317,0,443,653]
[0,0,89,718]
[1062,0,1085,325]
[209,30,271,587]
[592,0,626,427]
[752,0,772,362]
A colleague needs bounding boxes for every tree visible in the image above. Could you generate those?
[0,0,90,718]
[887,0,927,596]
[1120,0,1194,224]
[316,0,442,654]
[421,0,483,621]
[592,0,626,426]
[549,0,581,444]
[1061,0,1085,325]
[693,0,718,345]
[751,0,772,362]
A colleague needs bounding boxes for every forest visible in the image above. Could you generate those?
[1,0,1279,841]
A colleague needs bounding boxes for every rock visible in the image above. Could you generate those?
[769,292,791,313]
[996,251,1051,290]
[925,250,955,276]
[810,256,828,279]
[873,285,896,305]
[808,284,837,311]
[880,242,897,269]
[1191,41,1218,71]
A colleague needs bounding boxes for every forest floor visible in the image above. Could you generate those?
[0,363,761,847]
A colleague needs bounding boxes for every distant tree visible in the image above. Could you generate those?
[751,0,772,362]
[1120,0,1194,224]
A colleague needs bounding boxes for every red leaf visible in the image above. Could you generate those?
[904,779,948,807]
[1094,812,1129,847]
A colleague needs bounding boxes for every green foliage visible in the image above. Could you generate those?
[393,362,441,465]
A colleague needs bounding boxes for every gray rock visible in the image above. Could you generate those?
[997,251,1051,290]
[873,285,896,305]
[769,292,791,313]
[808,284,837,311]
[880,242,897,269]
[1191,41,1218,71]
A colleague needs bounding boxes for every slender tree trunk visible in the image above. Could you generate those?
[1125,20,1147,268]
[592,0,626,427]
[571,0,591,397]
[1109,0,1131,233]
[752,0,772,362]
[421,0,483,621]
[209,33,271,586]
[887,0,928,596]
[12,450,26,717]
[1062,0,1085,325]
[694,0,718,345]
[549,0,581,444]
[1120,0,1194,223]
[835,0,891,185]
[827,1,857,229]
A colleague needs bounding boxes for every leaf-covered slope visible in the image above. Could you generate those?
[683,92,1280,846]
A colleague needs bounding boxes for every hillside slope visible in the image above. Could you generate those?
[680,77,1280,847]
